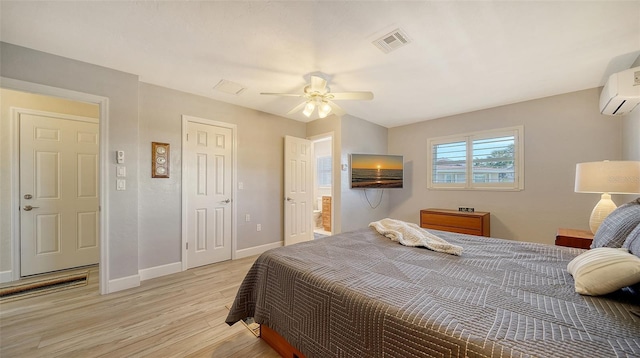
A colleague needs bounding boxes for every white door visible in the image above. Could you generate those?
[184,120,233,268]
[284,136,313,245]
[20,112,99,276]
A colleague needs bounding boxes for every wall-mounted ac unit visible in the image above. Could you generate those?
[600,66,640,116]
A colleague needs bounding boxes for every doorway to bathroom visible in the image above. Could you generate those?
[311,135,333,238]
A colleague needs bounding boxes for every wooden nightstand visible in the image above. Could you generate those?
[555,228,593,249]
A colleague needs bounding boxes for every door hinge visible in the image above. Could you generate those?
[186,242,189,250]
[186,133,189,141]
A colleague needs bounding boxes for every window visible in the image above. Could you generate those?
[316,156,332,187]
[427,126,524,190]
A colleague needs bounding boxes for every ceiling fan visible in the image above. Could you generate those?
[261,74,374,119]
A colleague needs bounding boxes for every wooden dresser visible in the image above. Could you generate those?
[420,208,490,237]
[322,196,331,232]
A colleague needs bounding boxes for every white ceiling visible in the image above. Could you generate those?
[1,1,638,128]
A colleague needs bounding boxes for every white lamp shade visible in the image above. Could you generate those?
[575,161,640,194]
[575,160,640,234]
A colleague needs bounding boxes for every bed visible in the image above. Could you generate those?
[226,226,640,357]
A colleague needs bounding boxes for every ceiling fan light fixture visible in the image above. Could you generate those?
[318,101,332,118]
[303,101,316,117]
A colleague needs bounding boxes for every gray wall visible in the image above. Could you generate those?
[2,41,636,283]
[388,88,623,245]
[622,108,640,203]
[138,83,305,269]
[340,115,389,232]
[0,42,306,282]
[1,42,141,280]
[622,105,640,162]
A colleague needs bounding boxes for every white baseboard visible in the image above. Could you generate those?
[107,274,140,294]
[139,262,182,281]
[235,241,283,259]
[0,270,14,283]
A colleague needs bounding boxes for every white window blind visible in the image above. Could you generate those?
[316,156,332,187]
[428,126,524,190]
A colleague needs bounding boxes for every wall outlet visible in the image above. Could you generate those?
[257,224,262,231]
[116,179,126,191]
[245,214,250,222]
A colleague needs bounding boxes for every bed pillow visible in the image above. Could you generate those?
[567,247,640,296]
[622,223,640,257]
[591,198,640,249]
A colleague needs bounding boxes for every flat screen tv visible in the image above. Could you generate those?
[350,154,404,189]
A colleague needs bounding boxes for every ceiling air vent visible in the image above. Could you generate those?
[213,79,247,95]
[373,28,411,54]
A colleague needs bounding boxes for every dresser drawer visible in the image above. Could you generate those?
[420,213,482,231]
[419,209,490,237]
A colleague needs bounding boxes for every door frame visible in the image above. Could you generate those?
[181,115,237,271]
[3,77,111,295]
[308,132,335,234]
[15,108,100,276]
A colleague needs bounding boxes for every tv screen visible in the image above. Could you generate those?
[350,154,404,189]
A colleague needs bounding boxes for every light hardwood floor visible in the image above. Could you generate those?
[0,256,280,357]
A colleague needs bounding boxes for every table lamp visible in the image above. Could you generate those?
[574,160,640,234]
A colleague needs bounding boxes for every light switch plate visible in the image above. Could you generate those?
[116,166,126,178]
[116,179,126,191]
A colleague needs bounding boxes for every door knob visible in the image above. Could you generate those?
[23,205,39,211]
[221,199,231,204]
[286,197,294,202]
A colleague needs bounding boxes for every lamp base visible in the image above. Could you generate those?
[589,193,617,234]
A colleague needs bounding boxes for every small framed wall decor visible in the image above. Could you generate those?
[152,142,170,178]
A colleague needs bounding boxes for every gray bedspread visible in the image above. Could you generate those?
[226,227,640,357]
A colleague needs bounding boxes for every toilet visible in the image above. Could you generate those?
[313,209,322,228]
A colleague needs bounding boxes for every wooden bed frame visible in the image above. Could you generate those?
[261,324,306,358]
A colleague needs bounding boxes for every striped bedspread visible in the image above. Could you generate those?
[226,227,640,357]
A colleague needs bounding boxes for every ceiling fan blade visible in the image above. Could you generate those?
[328,101,346,116]
[329,91,374,101]
[287,101,308,115]
[260,92,304,97]
[310,75,327,92]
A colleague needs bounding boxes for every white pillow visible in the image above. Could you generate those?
[567,247,640,296]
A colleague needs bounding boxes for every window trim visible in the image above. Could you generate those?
[427,126,524,191]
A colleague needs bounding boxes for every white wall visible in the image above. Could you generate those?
[388,88,623,245]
